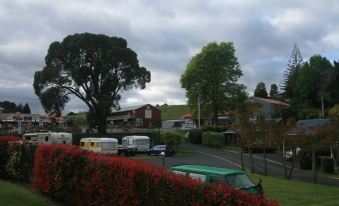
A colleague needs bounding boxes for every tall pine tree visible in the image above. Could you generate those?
[281,44,304,99]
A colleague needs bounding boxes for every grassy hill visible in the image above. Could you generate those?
[157,105,191,120]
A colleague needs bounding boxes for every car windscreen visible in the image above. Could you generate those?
[225,174,255,189]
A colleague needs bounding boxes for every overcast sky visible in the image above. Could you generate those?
[1,0,339,114]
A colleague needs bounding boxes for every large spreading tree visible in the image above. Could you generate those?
[34,33,151,133]
[180,42,247,124]
[254,82,268,98]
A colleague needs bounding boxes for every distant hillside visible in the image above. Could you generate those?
[157,105,191,120]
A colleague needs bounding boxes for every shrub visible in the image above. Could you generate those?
[201,125,228,133]
[6,141,40,182]
[298,150,312,170]
[321,157,334,173]
[160,132,182,147]
[187,129,203,144]
[33,144,276,206]
[202,131,225,148]
[0,136,21,178]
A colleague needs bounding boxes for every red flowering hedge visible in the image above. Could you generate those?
[0,136,21,178]
[34,144,277,206]
[6,140,40,182]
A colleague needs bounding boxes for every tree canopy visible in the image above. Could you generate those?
[269,84,279,98]
[254,82,268,98]
[33,33,151,133]
[180,42,247,124]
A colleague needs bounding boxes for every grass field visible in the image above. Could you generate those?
[249,173,339,206]
[158,105,190,120]
[0,180,60,206]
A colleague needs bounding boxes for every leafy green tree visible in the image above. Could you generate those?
[281,44,304,98]
[269,84,279,98]
[33,33,151,133]
[181,42,247,125]
[254,82,268,98]
[292,55,332,118]
[22,103,31,114]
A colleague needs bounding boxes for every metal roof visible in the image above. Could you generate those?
[111,104,158,113]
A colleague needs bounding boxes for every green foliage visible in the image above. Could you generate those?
[6,141,40,182]
[0,101,31,113]
[33,33,151,133]
[201,125,227,133]
[181,42,247,124]
[202,131,225,148]
[298,150,312,170]
[321,157,334,173]
[281,44,304,99]
[269,84,279,98]
[254,82,268,98]
[329,104,339,118]
[158,105,190,120]
[187,128,203,144]
[160,132,182,147]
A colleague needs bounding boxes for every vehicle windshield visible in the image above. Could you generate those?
[226,174,255,189]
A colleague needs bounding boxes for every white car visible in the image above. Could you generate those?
[285,147,301,161]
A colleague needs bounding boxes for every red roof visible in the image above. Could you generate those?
[182,113,193,119]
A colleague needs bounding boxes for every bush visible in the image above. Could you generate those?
[321,157,334,173]
[0,136,21,178]
[33,144,276,206]
[160,132,182,147]
[187,129,203,144]
[202,131,225,148]
[6,141,40,182]
[298,150,312,170]
[201,125,228,133]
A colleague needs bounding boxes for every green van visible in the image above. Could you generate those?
[170,165,262,195]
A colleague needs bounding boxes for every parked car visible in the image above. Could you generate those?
[170,165,262,195]
[285,147,301,161]
[147,145,176,156]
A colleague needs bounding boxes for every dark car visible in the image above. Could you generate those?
[147,145,176,156]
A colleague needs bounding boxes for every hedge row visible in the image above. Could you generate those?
[160,132,182,147]
[7,140,40,181]
[202,131,225,148]
[187,129,203,144]
[0,136,21,178]
[34,144,277,206]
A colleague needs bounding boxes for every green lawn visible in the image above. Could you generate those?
[158,105,190,120]
[0,179,61,206]
[249,173,339,206]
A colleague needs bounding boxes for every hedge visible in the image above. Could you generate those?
[0,136,21,178]
[33,144,277,206]
[6,141,40,182]
[160,132,182,147]
[187,129,203,144]
[321,157,334,173]
[202,131,225,148]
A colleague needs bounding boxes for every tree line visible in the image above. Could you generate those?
[0,101,31,114]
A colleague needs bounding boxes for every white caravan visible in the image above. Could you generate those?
[80,137,119,155]
[122,136,150,152]
[23,132,72,145]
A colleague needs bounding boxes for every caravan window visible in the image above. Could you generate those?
[45,136,49,142]
[101,142,115,148]
[134,139,149,145]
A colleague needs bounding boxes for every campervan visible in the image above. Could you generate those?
[23,132,72,145]
[122,136,150,152]
[80,137,119,155]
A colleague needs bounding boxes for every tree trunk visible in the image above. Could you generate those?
[249,146,255,173]
[278,147,288,179]
[213,108,218,126]
[240,147,245,171]
[264,144,267,176]
[312,139,317,184]
[96,112,107,134]
[287,147,297,180]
